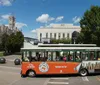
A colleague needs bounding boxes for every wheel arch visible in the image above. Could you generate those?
[26,69,36,76]
[79,68,89,73]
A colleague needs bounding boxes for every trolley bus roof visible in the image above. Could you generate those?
[21,42,100,51]
[38,43,96,47]
[21,46,100,51]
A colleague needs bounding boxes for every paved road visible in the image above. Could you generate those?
[0,67,100,85]
[0,55,100,85]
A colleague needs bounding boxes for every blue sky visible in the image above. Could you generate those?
[0,0,100,38]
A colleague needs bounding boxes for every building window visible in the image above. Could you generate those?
[40,33,42,41]
[67,33,69,39]
[54,33,56,39]
[58,33,60,39]
[63,33,65,38]
[50,33,52,39]
[46,33,48,38]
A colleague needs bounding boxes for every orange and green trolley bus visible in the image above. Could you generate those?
[21,43,100,77]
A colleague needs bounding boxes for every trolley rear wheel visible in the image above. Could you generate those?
[79,69,88,76]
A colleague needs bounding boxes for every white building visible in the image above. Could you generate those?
[34,24,81,42]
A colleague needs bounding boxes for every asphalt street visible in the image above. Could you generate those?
[0,55,100,85]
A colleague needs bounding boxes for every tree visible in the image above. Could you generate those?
[1,31,24,54]
[14,31,24,52]
[6,33,15,53]
[6,31,24,53]
[1,33,9,53]
[78,5,100,46]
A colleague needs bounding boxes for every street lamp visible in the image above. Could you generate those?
[73,37,77,44]
[72,31,79,44]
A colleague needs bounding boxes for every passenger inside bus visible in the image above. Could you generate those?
[81,52,88,61]
[98,58,100,60]
[63,56,67,61]
[55,56,60,61]
[97,52,100,60]
[24,56,29,62]
[68,55,73,61]
[47,54,51,61]
[90,52,94,60]
[76,56,81,62]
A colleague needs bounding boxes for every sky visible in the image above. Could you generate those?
[0,0,100,38]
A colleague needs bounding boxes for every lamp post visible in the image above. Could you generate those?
[73,37,76,44]
[72,31,79,44]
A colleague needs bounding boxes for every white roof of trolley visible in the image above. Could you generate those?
[21,42,100,51]
[38,43,96,47]
[21,47,100,51]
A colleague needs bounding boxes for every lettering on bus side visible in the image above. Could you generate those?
[55,66,67,68]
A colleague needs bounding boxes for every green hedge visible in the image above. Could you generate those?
[0,52,4,57]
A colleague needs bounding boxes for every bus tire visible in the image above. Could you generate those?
[27,70,36,77]
[79,68,88,76]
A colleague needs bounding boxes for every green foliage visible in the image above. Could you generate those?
[76,33,84,44]
[1,31,24,54]
[0,44,3,51]
[1,33,9,52]
[50,38,71,44]
[0,52,4,57]
[78,5,100,46]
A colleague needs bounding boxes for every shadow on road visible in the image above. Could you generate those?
[22,73,100,78]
